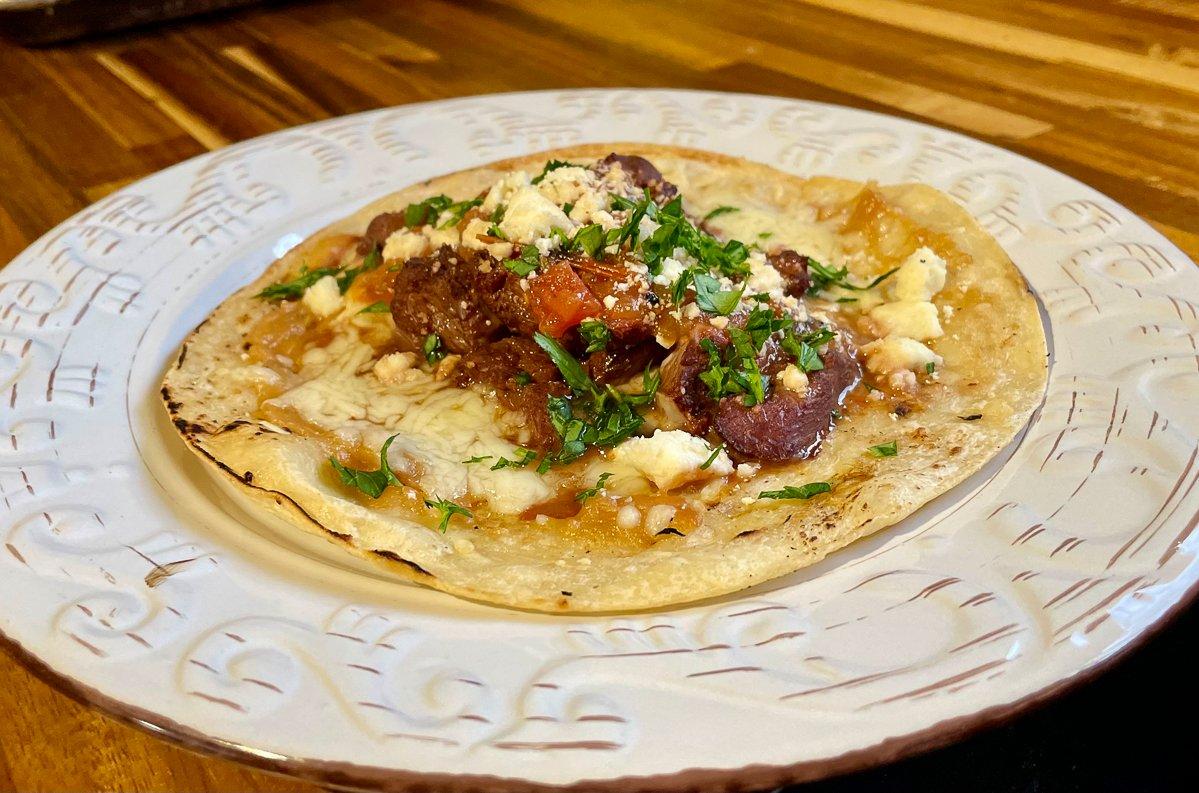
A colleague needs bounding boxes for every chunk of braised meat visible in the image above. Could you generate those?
[453,337,569,452]
[658,309,857,459]
[597,153,678,200]
[357,212,408,256]
[768,249,812,297]
[390,246,507,354]
[586,340,661,387]
[714,338,860,461]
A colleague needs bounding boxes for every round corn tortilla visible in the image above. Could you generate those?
[162,144,1047,612]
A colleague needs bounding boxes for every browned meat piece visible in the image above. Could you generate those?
[390,246,506,354]
[714,339,860,461]
[658,320,728,434]
[586,340,661,386]
[768,249,812,296]
[454,337,569,452]
[487,269,540,337]
[598,153,678,200]
[357,211,408,255]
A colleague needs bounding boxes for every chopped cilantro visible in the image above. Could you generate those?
[357,301,390,314]
[702,206,740,222]
[424,497,472,533]
[699,330,768,407]
[532,334,659,470]
[570,224,607,259]
[640,196,749,279]
[700,443,725,470]
[533,332,595,394]
[868,440,899,458]
[422,333,445,364]
[670,268,694,304]
[926,361,936,374]
[781,326,835,373]
[487,223,508,240]
[257,247,380,301]
[514,370,533,387]
[807,258,899,294]
[562,201,575,215]
[744,305,793,348]
[461,455,493,464]
[531,159,573,185]
[505,245,541,277]
[575,472,613,502]
[490,204,506,223]
[329,434,402,499]
[403,195,452,227]
[758,482,832,500]
[692,271,745,315]
[332,247,382,294]
[256,265,340,301]
[579,318,611,354]
[438,198,482,229]
[491,447,538,470]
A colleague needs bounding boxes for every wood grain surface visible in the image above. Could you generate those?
[1,1,1196,790]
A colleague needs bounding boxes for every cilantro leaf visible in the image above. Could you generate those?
[868,441,898,458]
[257,246,381,301]
[758,482,831,500]
[423,497,472,532]
[514,370,532,387]
[531,159,574,185]
[782,326,835,373]
[257,265,340,301]
[506,245,541,277]
[423,334,445,364]
[698,329,769,407]
[579,319,611,354]
[700,443,725,470]
[329,434,402,499]
[571,224,607,259]
[533,332,596,394]
[334,247,381,294]
[703,206,740,222]
[438,198,482,229]
[670,268,695,305]
[403,195,452,228]
[575,472,613,502]
[490,447,538,470]
[692,271,745,315]
[744,305,793,349]
[926,361,936,374]
[807,259,899,294]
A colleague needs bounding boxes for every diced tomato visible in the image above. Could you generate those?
[529,262,603,337]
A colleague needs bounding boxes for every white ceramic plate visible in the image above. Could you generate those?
[3,89,1198,791]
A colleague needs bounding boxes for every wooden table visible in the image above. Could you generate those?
[1,1,1196,790]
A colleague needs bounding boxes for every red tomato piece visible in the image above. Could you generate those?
[529,262,603,337]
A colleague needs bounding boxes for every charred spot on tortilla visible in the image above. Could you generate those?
[161,144,1047,612]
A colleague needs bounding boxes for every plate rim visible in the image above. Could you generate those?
[4,573,1196,792]
[3,87,1198,790]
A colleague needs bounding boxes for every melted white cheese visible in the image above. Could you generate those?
[265,336,553,513]
[708,207,839,263]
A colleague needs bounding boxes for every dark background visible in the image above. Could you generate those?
[806,604,1195,792]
